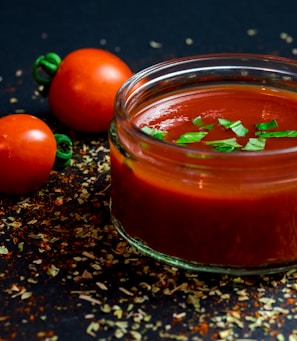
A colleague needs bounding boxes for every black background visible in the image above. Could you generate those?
[2,0,297,117]
[2,1,297,340]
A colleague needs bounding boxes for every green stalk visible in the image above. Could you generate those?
[32,52,62,86]
[54,134,73,170]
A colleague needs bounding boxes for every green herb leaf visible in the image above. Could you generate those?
[192,116,213,130]
[218,118,249,137]
[255,130,297,138]
[255,119,278,131]
[204,138,242,152]
[214,145,237,152]
[176,131,208,144]
[217,118,232,128]
[242,138,266,151]
[192,116,204,127]
[141,126,167,140]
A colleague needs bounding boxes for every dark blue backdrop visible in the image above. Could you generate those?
[1,1,297,340]
[1,0,297,116]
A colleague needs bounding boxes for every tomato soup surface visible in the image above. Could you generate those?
[135,84,297,151]
[110,84,297,268]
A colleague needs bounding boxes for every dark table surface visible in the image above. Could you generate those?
[2,1,297,340]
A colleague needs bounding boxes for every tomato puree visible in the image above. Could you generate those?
[110,84,297,268]
[135,84,297,151]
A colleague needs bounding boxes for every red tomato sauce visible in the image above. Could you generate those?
[110,85,297,268]
[135,85,297,151]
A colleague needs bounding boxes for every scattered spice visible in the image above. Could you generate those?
[280,32,294,44]
[247,28,258,36]
[149,40,163,48]
[0,245,9,255]
[9,97,18,103]
[2,53,297,341]
[185,37,194,45]
[46,264,60,277]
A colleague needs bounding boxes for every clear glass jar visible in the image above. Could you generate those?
[109,53,297,275]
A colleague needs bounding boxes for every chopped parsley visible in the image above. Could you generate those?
[192,116,213,130]
[255,130,297,138]
[204,138,242,152]
[176,131,208,144]
[242,138,266,151]
[218,118,249,137]
[255,119,278,131]
[140,117,297,152]
[141,126,167,140]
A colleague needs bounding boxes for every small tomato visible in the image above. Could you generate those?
[0,114,71,195]
[33,48,133,133]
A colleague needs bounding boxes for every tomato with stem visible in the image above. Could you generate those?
[0,114,72,195]
[33,48,133,133]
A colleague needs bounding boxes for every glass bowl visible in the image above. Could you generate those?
[109,53,297,275]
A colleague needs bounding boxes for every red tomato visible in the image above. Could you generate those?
[0,114,57,195]
[47,48,133,133]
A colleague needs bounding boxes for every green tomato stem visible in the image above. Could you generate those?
[32,52,62,86]
[54,134,73,170]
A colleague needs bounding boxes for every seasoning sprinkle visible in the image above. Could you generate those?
[149,40,163,48]
[1,119,297,340]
